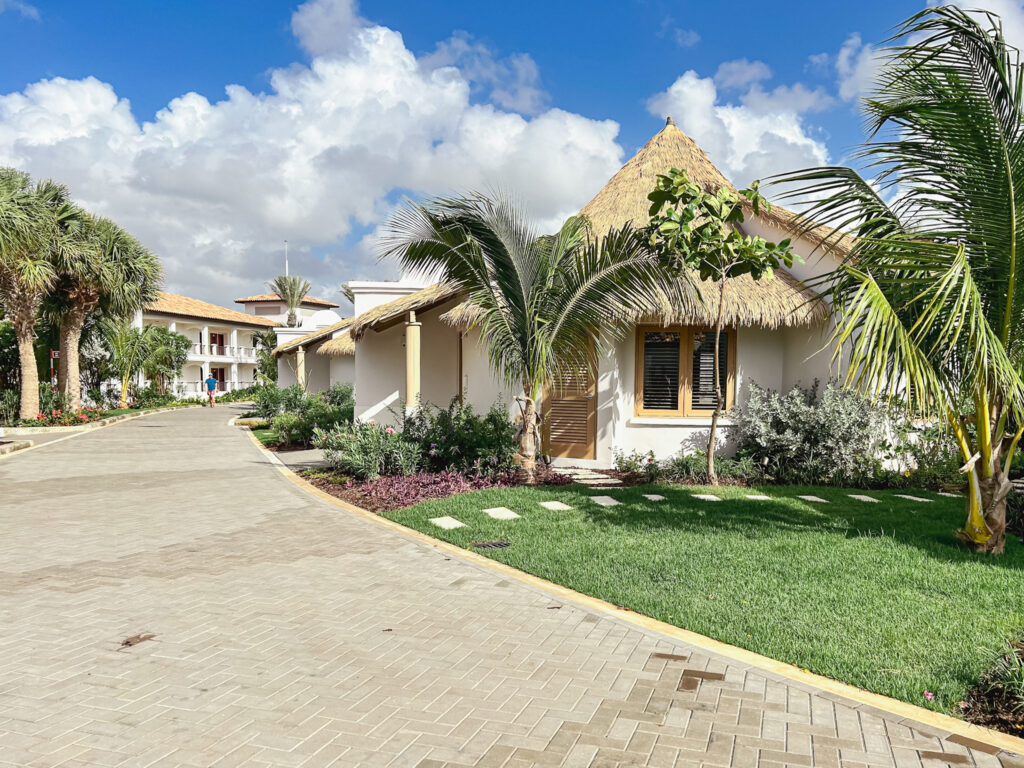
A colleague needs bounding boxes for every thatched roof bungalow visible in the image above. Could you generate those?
[277,117,846,466]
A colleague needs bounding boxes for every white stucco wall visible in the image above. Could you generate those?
[460,329,518,417]
[305,355,331,393]
[329,356,355,387]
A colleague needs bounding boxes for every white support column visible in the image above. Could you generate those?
[201,325,209,355]
[168,321,177,334]
[230,362,238,391]
[405,310,421,414]
[230,328,238,357]
[296,346,307,389]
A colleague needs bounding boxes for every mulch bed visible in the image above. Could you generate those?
[303,467,571,514]
[962,641,1024,736]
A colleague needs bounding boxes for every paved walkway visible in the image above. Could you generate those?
[0,407,1017,768]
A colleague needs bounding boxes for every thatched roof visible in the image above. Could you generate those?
[315,330,355,357]
[272,316,353,357]
[439,267,824,332]
[348,283,460,340]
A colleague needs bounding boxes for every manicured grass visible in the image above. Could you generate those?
[384,483,1024,714]
[252,427,278,447]
[98,408,134,418]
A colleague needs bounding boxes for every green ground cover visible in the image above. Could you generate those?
[385,483,1023,714]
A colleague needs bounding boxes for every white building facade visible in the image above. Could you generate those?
[140,293,278,396]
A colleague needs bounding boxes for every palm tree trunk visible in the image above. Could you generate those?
[972,474,1008,555]
[516,391,538,485]
[706,278,726,485]
[15,323,39,421]
[58,304,89,411]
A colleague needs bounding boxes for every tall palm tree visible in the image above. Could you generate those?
[777,6,1024,554]
[267,274,311,327]
[381,193,689,483]
[0,170,67,420]
[50,217,161,409]
[252,328,278,384]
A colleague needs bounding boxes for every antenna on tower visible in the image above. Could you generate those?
[284,240,289,277]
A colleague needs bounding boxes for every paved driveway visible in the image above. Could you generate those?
[0,407,1016,767]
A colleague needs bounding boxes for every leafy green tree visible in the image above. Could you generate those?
[267,274,311,327]
[645,169,797,484]
[0,170,70,420]
[777,6,1024,554]
[0,320,18,391]
[48,216,161,410]
[103,320,154,408]
[142,327,191,394]
[382,193,689,483]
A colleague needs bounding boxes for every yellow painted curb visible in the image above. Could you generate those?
[0,405,201,460]
[240,427,1024,757]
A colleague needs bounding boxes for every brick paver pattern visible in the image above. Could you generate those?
[0,407,1018,767]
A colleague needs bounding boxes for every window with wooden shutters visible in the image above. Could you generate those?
[635,325,736,417]
[690,330,729,411]
[641,331,680,411]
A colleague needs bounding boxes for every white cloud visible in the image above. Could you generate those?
[836,33,879,102]
[714,59,771,90]
[647,71,830,190]
[658,17,700,48]
[421,32,547,115]
[291,0,363,57]
[0,0,38,19]
[0,0,624,307]
[941,0,1024,46]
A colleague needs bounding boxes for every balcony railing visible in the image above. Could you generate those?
[189,344,256,360]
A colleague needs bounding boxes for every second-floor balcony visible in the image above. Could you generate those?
[190,344,257,361]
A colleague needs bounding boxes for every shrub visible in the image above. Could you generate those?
[38,386,70,417]
[661,450,762,485]
[315,421,420,479]
[321,382,354,409]
[0,389,18,426]
[218,385,265,403]
[252,386,286,419]
[733,381,883,486]
[613,449,661,483]
[271,412,304,448]
[133,383,177,409]
[402,399,517,476]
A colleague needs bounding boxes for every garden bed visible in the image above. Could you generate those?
[376,482,1023,734]
[301,467,570,513]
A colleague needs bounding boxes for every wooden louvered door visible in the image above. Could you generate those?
[543,366,597,460]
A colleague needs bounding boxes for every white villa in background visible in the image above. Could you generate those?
[273,118,852,467]
[234,292,339,325]
[139,292,278,395]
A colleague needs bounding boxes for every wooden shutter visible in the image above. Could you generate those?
[544,366,597,459]
[641,331,681,411]
[690,330,729,411]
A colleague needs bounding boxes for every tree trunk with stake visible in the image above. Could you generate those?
[706,277,727,485]
[516,390,539,485]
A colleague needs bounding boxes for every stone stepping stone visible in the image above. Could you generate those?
[483,507,520,520]
[938,492,961,498]
[849,494,879,503]
[745,494,771,500]
[539,501,572,511]
[895,494,932,503]
[798,495,829,503]
[430,516,466,530]
[590,496,621,507]
[691,494,721,502]
[581,478,622,486]
[643,494,665,501]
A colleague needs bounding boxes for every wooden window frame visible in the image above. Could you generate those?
[633,325,737,418]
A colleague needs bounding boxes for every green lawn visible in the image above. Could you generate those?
[384,483,1024,714]
[252,427,277,447]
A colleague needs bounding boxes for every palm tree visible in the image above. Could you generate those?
[50,217,161,409]
[777,6,1024,554]
[104,320,154,408]
[252,328,278,384]
[381,193,688,483]
[267,274,311,327]
[0,170,66,420]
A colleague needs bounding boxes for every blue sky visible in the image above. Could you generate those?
[0,0,997,308]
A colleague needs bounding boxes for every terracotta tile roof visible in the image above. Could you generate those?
[146,292,278,327]
[234,292,339,308]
